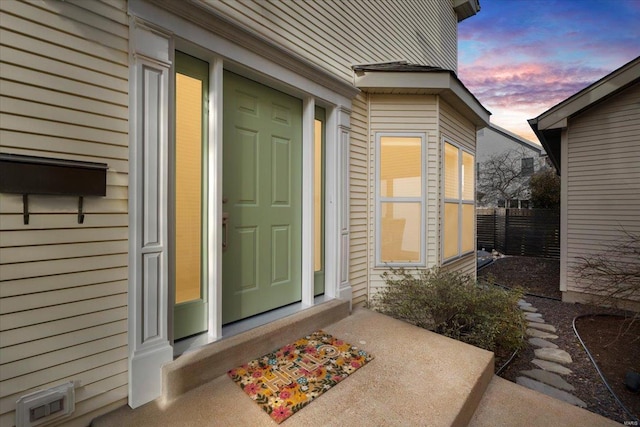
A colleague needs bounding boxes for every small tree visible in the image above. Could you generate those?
[574,229,640,320]
[477,148,532,207]
[530,167,560,209]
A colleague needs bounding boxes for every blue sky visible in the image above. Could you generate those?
[458,0,640,142]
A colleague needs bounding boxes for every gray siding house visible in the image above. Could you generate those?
[529,56,640,308]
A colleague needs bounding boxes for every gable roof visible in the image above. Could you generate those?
[487,124,545,155]
[353,61,491,127]
[528,56,640,173]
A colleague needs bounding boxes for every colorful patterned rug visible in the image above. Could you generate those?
[228,330,374,423]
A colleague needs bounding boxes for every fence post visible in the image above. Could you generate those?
[504,208,509,254]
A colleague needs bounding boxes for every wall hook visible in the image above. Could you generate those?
[78,196,85,224]
[23,194,29,225]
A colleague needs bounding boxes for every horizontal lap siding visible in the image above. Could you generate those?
[439,99,477,277]
[0,0,129,425]
[565,82,640,296]
[350,93,369,305]
[368,95,439,294]
[202,0,458,82]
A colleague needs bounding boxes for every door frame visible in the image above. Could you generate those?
[128,1,355,408]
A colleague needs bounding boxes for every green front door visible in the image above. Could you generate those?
[222,71,302,324]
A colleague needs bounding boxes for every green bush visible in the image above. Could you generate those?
[371,267,526,355]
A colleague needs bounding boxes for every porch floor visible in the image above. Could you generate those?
[93,307,618,426]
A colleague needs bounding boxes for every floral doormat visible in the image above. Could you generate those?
[228,330,374,423]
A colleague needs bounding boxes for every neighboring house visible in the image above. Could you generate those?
[529,55,640,308]
[0,0,488,425]
[476,124,547,208]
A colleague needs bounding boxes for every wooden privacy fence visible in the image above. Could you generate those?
[477,208,560,259]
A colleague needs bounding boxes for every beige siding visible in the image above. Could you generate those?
[565,82,640,297]
[439,98,477,277]
[349,93,369,306]
[0,0,129,425]
[368,94,440,293]
[201,0,459,80]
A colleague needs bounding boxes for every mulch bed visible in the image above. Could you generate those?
[479,256,639,424]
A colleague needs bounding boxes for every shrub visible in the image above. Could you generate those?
[371,267,526,355]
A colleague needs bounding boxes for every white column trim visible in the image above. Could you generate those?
[208,57,224,340]
[301,97,315,307]
[128,17,173,409]
[336,107,352,304]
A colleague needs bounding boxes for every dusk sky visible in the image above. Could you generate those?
[458,0,640,143]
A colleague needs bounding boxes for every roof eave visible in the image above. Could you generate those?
[453,0,481,22]
[536,56,640,131]
[528,118,561,174]
[354,70,491,127]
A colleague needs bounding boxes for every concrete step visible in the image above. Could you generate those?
[162,299,351,402]
[93,306,495,426]
[470,376,618,427]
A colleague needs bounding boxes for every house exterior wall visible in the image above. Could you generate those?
[0,0,479,422]
[0,0,130,426]
[367,94,441,294]
[476,126,543,165]
[562,81,640,305]
[349,92,369,306]
[476,126,545,208]
[439,98,477,278]
[199,0,459,77]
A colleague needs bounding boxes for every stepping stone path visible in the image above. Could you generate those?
[517,298,587,407]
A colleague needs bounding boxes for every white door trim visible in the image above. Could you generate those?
[128,1,353,408]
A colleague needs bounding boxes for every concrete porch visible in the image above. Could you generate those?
[93,302,619,426]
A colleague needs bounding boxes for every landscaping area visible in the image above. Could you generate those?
[479,256,639,424]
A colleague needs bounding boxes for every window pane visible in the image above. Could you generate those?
[314,119,323,272]
[381,202,421,263]
[461,204,474,253]
[380,136,422,197]
[444,143,459,199]
[175,73,203,304]
[444,202,459,259]
[462,151,474,201]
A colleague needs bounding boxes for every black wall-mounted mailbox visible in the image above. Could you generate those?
[0,153,108,224]
[0,153,107,196]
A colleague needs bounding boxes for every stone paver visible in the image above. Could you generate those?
[520,369,575,391]
[516,298,584,408]
[534,348,573,365]
[516,377,586,408]
[527,322,557,333]
[531,359,573,375]
[526,328,558,339]
[528,337,558,349]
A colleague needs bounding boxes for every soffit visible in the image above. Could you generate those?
[353,65,491,127]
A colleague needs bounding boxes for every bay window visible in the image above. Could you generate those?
[376,133,426,266]
[443,140,475,261]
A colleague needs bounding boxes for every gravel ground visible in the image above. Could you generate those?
[498,295,631,424]
[480,256,637,424]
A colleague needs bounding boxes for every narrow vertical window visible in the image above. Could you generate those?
[174,51,208,339]
[314,107,325,295]
[376,133,425,266]
[443,141,475,261]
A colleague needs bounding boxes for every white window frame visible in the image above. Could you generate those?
[375,132,427,267]
[442,139,475,263]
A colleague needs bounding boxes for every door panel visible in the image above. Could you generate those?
[222,71,302,324]
[173,51,208,340]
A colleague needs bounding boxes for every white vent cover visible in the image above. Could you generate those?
[16,382,75,427]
